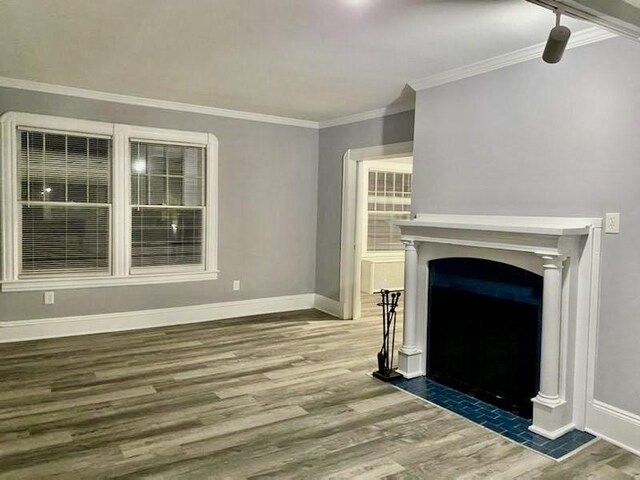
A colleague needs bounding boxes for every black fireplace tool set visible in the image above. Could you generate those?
[373,289,403,382]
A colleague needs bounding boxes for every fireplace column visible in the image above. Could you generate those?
[397,239,422,378]
[530,254,570,439]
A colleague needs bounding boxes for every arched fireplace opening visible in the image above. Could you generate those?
[427,258,543,419]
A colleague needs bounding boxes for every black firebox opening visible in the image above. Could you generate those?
[427,258,543,419]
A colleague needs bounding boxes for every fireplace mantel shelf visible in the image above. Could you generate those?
[397,214,602,237]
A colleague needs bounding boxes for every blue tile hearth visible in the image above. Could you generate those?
[389,376,596,460]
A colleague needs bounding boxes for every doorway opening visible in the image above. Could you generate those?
[339,142,413,319]
[355,159,412,319]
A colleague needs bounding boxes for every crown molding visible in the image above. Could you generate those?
[0,27,615,130]
[409,27,616,92]
[318,104,414,129]
[0,76,320,129]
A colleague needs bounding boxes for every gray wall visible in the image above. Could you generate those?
[412,37,640,415]
[0,87,319,321]
[315,111,415,301]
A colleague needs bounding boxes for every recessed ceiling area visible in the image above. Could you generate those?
[0,0,591,122]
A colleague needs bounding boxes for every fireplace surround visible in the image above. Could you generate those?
[396,214,603,440]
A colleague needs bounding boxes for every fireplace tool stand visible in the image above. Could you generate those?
[373,289,402,381]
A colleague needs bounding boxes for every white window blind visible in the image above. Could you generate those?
[130,142,205,269]
[18,129,112,276]
[367,170,412,252]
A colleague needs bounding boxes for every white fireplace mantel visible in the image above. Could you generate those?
[396,214,602,440]
[398,214,596,236]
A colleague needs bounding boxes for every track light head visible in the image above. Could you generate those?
[542,9,572,64]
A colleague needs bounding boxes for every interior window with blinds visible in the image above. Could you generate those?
[367,170,412,252]
[18,130,112,276]
[130,142,205,269]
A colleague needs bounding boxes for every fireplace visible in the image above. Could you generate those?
[396,214,603,439]
[427,258,543,418]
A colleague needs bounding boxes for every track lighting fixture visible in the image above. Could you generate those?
[543,7,572,64]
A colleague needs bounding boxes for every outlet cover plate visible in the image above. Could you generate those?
[605,213,620,234]
[44,291,55,305]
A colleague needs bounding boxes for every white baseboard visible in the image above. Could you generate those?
[0,294,316,343]
[587,400,640,457]
[313,294,342,318]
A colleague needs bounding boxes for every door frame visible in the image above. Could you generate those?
[339,141,413,319]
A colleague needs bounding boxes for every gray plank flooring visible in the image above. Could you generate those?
[0,296,638,479]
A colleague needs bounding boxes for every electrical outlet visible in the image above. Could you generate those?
[605,213,620,234]
[233,280,240,291]
[44,291,55,305]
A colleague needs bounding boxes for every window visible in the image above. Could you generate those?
[130,141,205,270]
[19,130,112,276]
[1,113,218,291]
[366,169,412,253]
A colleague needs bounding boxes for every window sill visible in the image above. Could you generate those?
[1,271,219,292]
[361,251,405,261]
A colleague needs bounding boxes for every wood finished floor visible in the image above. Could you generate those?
[0,297,638,479]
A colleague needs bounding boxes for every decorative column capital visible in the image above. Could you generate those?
[402,239,416,250]
[539,254,566,271]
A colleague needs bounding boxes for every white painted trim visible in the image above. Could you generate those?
[126,125,210,145]
[352,159,368,320]
[0,76,319,129]
[573,224,602,430]
[0,113,17,282]
[347,141,414,162]
[0,294,316,343]
[319,104,414,129]
[3,112,115,136]
[402,214,602,236]
[339,142,413,320]
[528,422,576,440]
[112,124,129,278]
[587,400,640,457]
[313,294,342,318]
[362,252,405,261]
[409,27,616,92]
[339,151,356,320]
[205,133,219,274]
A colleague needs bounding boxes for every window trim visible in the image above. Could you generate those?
[1,112,219,292]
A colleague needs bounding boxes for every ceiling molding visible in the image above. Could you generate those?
[0,76,320,129]
[0,27,615,130]
[319,104,414,129]
[409,27,616,92]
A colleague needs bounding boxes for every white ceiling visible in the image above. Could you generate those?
[0,0,591,122]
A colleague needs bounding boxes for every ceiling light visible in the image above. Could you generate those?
[543,8,572,64]
[132,158,146,173]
